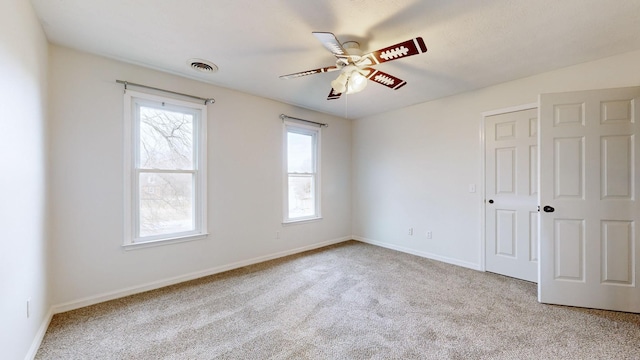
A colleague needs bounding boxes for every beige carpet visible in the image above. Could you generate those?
[36,241,640,359]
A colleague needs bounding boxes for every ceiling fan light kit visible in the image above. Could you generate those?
[280,32,427,100]
[346,71,367,94]
[330,65,368,94]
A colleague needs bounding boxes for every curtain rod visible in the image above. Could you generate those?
[116,80,215,105]
[280,114,328,127]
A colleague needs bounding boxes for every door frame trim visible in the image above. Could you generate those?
[479,102,538,272]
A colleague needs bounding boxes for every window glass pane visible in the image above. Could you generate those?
[139,172,194,237]
[288,175,315,218]
[139,106,194,170]
[287,131,313,173]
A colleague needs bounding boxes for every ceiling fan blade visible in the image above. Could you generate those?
[360,37,427,65]
[313,32,349,59]
[279,66,338,80]
[327,87,342,100]
[363,68,407,90]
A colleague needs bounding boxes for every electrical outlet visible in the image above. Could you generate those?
[409,228,414,236]
[276,231,280,239]
[426,231,433,239]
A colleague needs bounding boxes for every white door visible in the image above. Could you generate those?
[485,108,538,282]
[539,86,640,313]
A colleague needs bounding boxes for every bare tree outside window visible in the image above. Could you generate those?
[138,106,195,237]
[139,107,193,170]
[288,176,314,218]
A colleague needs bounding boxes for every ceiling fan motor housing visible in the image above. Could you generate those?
[342,41,362,56]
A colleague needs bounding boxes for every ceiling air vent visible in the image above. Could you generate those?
[188,58,218,73]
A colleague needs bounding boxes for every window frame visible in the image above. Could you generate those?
[283,120,322,223]
[123,90,208,248]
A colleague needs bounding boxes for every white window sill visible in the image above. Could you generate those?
[122,233,209,251]
[282,217,323,226]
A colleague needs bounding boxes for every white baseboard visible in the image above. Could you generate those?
[353,235,482,271]
[52,236,351,314]
[24,308,53,360]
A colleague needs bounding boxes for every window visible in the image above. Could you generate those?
[283,121,321,222]
[124,91,207,246]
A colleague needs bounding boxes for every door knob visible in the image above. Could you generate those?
[488,199,494,204]
[543,205,555,213]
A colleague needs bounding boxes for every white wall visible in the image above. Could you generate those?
[48,46,352,308]
[352,49,640,269]
[0,1,50,359]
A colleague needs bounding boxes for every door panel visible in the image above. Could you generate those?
[554,137,584,198]
[554,219,584,280]
[496,148,516,194]
[496,210,516,257]
[601,135,632,198]
[485,108,538,282]
[601,220,633,284]
[529,145,538,195]
[539,86,640,313]
[529,211,538,261]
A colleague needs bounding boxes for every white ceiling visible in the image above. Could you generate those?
[30,0,640,119]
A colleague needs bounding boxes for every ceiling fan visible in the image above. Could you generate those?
[280,32,427,100]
